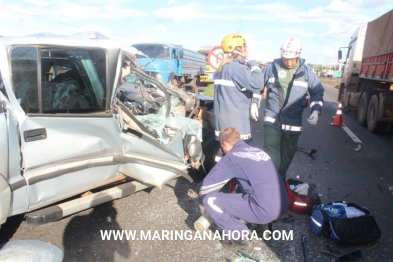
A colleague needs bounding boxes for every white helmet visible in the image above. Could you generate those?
[280,37,302,58]
[258,59,266,65]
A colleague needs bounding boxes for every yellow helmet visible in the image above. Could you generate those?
[221,34,246,53]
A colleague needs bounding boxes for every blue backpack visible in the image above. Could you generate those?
[310,201,381,244]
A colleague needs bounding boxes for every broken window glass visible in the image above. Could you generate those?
[10,46,107,114]
[132,44,170,60]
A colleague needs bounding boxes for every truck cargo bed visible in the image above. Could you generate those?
[360,53,393,82]
[360,9,393,82]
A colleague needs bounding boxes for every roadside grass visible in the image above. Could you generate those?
[203,84,214,98]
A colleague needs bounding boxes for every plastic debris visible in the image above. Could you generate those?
[354,144,362,151]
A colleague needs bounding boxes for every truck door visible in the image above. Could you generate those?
[6,45,124,211]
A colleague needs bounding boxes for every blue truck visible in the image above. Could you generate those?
[131,43,207,93]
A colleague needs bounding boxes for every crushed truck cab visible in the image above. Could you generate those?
[0,36,214,227]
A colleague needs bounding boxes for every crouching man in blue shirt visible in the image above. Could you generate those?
[199,127,289,251]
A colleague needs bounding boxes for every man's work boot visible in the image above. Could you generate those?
[221,239,254,251]
[254,223,273,239]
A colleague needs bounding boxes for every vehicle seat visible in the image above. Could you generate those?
[44,72,88,113]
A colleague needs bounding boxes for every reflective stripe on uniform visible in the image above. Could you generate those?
[214,79,236,87]
[253,93,261,99]
[264,116,276,123]
[282,124,302,132]
[310,101,323,107]
[207,197,223,213]
[215,130,251,140]
[200,179,230,195]
[293,80,308,88]
[240,133,251,140]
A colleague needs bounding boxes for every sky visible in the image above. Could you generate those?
[0,0,393,65]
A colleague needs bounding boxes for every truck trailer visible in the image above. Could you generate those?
[338,9,393,133]
[132,43,207,93]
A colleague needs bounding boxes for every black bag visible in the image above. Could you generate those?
[310,201,381,244]
[285,179,321,214]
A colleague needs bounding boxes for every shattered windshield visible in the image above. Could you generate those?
[117,51,203,148]
[132,44,170,60]
[117,74,166,138]
[117,52,175,142]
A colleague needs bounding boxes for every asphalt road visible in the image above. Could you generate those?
[1,80,392,262]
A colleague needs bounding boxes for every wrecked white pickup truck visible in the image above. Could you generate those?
[0,36,215,227]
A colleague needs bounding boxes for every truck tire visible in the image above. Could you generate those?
[191,77,198,93]
[168,72,176,85]
[358,92,370,126]
[338,84,349,112]
[367,94,389,133]
[195,76,201,87]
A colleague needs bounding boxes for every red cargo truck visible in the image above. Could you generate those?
[338,9,393,133]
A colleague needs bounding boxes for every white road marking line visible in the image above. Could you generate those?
[332,116,362,143]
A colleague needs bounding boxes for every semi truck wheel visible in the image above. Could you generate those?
[339,85,349,112]
[358,92,370,126]
[367,94,389,133]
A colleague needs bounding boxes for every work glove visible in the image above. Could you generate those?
[250,103,259,121]
[246,60,260,72]
[307,110,319,125]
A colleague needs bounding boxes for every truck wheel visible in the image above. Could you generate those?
[195,76,201,87]
[358,92,370,126]
[191,77,198,93]
[339,85,349,112]
[168,72,177,86]
[367,94,385,133]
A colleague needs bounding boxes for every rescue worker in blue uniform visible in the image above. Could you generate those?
[199,127,289,251]
[262,37,324,179]
[213,34,263,160]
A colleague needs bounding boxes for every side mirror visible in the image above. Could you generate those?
[179,50,183,59]
[338,50,342,60]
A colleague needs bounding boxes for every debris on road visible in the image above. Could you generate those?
[297,147,317,156]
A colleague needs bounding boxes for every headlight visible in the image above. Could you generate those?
[156,73,163,80]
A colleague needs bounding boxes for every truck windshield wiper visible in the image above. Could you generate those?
[141,53,164,69]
